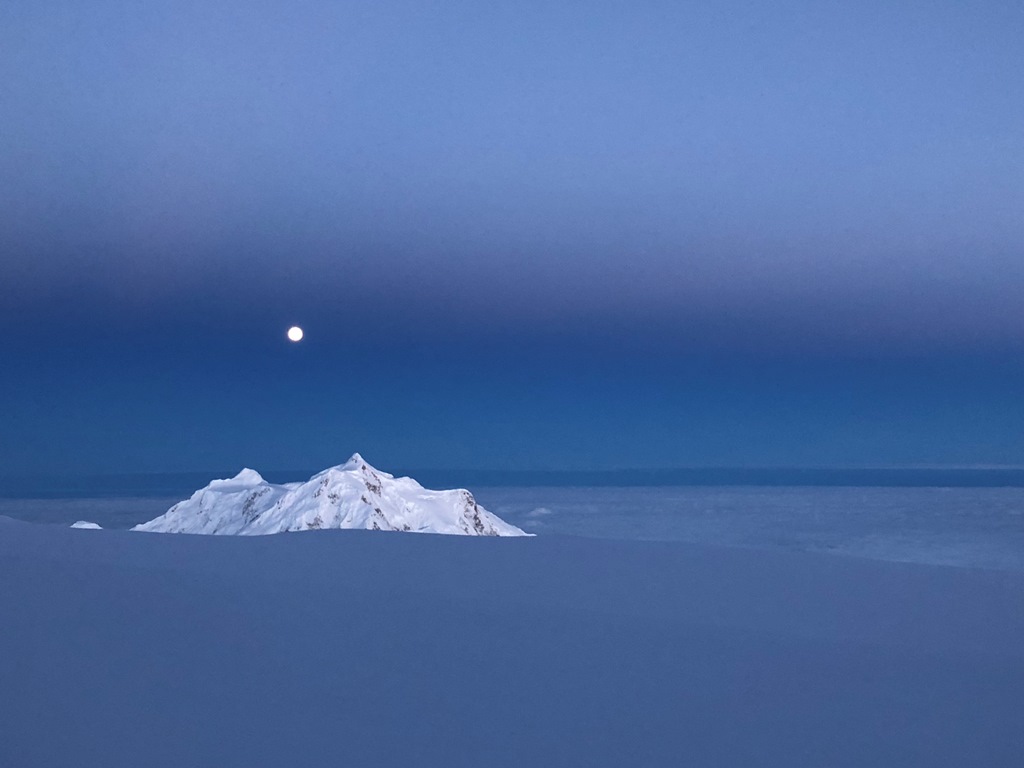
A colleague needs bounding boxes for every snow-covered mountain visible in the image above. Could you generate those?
[132,454,528,537]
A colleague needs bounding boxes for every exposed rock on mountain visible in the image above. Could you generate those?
[133,454,527,537]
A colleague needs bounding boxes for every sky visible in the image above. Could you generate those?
[1,0,1023,474]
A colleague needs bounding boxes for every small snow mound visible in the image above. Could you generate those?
[71,521,102,530]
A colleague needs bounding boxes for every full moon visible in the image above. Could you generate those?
[287,326,304,342]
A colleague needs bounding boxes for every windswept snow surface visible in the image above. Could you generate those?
[2,485,1021,570]
[133,454,526,537]
[1,516,1022,767]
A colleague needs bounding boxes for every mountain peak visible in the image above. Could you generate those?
[133,459,528,537]
[208,468,265,489]
[341,452,370,470]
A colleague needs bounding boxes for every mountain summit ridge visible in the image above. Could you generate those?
[133,454,527,537]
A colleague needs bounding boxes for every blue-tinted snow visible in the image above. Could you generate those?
[3,484,1022,569]
[482,485,1024,571]
[1,516,1022,767]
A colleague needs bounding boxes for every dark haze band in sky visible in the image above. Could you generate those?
[1,0,1022,473]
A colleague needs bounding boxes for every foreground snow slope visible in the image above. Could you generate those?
[133,453,526,536]
[2,516,1023,767]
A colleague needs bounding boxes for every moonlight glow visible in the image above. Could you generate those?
[287,326,304,342]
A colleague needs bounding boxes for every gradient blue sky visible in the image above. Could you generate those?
[2,0,1023,473]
